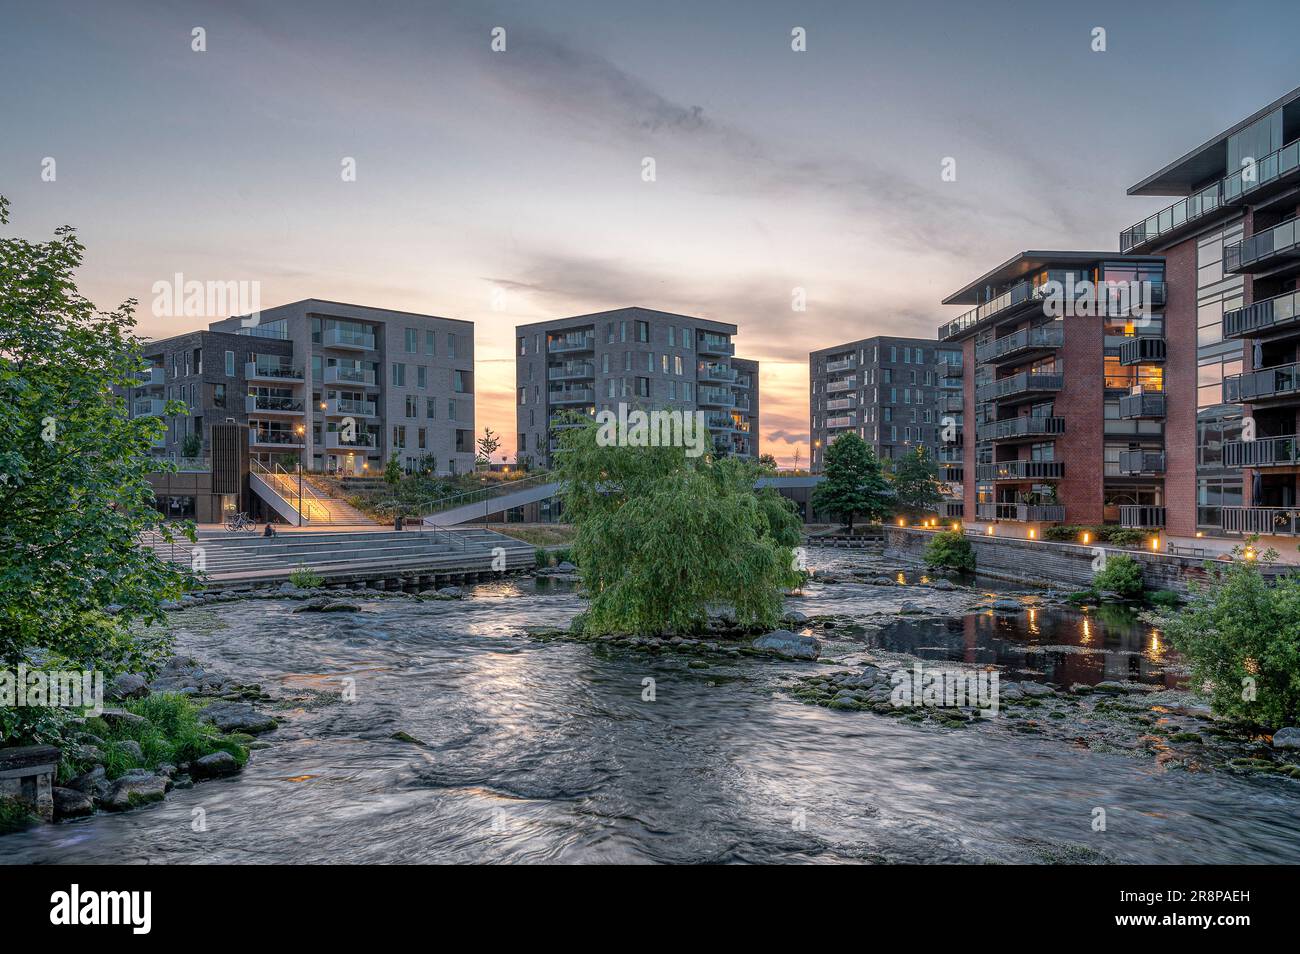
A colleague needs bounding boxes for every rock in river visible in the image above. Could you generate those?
[53,787,95,819]
[102,775,167,812]
[190,751,241,780]
[199,701,276,734]
[1273,727,1300,750]
[752,629,821,660]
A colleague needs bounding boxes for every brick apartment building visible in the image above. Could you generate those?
[808,336,964,504]
[515,307,759,469]
[1121,86,1300,549]
[128,299,477,479]
[938,252,1167,535]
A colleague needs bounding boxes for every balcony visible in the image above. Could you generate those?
[975,371,1064,404]
[942,393,964,413]
[548,362,595,380]
[245,361,303,383]
[245,395,305,415]
[705,414,737,431]
[322,365,376,387]
[1224,433,1300,468]
[936,446,963,464]
[698,386,735,408]
[826,397,855,411]
[548,335,595,354]
[324,327,376,351]
[940,359,964,378]
[134,366,165,388]
[699,363,737,384]
[249,430,303,449]
[1222,506,1300,536]
[1225,218,1300,273]
[939,278,1048,341]
[1120,505,1166,528]
[1224,289,1300,339]
[1118,388,1166,419]
[975,503,1066,523]
[1118,336,1166,366]
[133,397,165,417]
[1223,361,1300,404]
[826,357,856,373]
[733,394,751,412]
[939,498,964,519]
[1120,133,1300,253]
[1117,450,1166,474]
[976,460,1065,481]
[826,414,857,430]
[974,321,1064,365]
[826,378,856,394]
[976,416,1065,443]
[734,373,752,389]
[698,336,734,357]
[324,432,377,451]
[548,388,595,405]
[325,397,377,418]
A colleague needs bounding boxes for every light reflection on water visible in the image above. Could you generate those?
[2,552,1298,864]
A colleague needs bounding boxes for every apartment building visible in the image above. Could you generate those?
[128,299,476,476]
[809,337,963,495]
[938,252,1167,535]
[1120,86,1300,548]
[515,307,759,469]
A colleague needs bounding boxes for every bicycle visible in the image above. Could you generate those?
[225,511,257,532]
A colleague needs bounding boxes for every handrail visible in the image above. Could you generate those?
[420,472,554,515]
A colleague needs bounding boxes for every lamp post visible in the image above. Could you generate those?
[296,424,305,526]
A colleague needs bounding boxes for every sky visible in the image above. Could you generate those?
[3,0,1299,463]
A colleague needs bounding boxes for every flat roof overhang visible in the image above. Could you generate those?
[942,251,1162,306]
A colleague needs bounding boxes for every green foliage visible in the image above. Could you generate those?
[536,546,575,569]
[0,794,36,834]
[181,432,202,458]
[1042,524,1148,547]
[923,530,975,572]
[889,446,943,516]
[383,451,402,486]
[1147,589,1181,609]
[71,694,248,781]
[811,432,894,531]
[1149,553,1300,729]
[0,195,192,671]
[1093,553,1144,598]
[552,418,802,636]
[476,426,500,465]
[289,565,323,588]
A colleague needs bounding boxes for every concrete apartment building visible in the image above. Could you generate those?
[938,252,1167,535]
[129,299,477,478]
[809,337,964,501]
[1120,86,1300,549]
[515,306,759,469]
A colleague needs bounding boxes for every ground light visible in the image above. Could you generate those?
[1245,546,1257,561]
[986,525,994,535]
[1081,531,1091,544]
[1028,528,1036,539]
[1150,537,1160,551]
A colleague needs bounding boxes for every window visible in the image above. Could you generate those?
[454,370,468,393]
[517,387,527,406]
[636,321,649,343]
[447,333,457,359]
[224,351,234,376]
[405,395,418,418]
[391,425,406,449]
[405,328,418,353]
[674,355,683,375]
[213,383,226,408]
[636,377,650,397]
[426,331,436,356]
[417,366,427,389]
[661,354,669,374]
[426,397,436,419]
[391,363,406,387]
[602,353,609,373]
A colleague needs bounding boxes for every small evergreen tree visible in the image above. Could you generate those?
[811,432,894,532]
[383,451,402,486]
[890,446,943,516]
[476,426,500,466]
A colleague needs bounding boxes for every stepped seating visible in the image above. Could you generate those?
[250,464,375,526]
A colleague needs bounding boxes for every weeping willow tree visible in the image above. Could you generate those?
[551,413,802,636]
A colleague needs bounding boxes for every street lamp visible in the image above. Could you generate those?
[295,424,306,526]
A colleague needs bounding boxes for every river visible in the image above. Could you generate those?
[3,547,1299,864]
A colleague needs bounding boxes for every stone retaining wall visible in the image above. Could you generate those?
[883,527,1279,595]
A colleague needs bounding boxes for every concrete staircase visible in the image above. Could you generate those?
[142,527,534,586]
[422,474,560,526]
[250,463,375,526]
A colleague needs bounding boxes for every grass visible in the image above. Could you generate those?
[535,546,575,569]
[289,564,324,588]
[0,795,36,834]
[498,525,576,547]
[64,693,249,782]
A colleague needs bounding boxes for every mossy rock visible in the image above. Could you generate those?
[1170,732,1202,744]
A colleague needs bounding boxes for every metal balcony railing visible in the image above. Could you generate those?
[1224,289,1300,339]
[976,416,1065,442]
[974,321,1064,364]
[1118,388,1166,419]
[975,460,1064,481]
[1120,505,1166,528]
[975,503,1066,522]
[1117,450,1166,474]
[975,371,1064,403]
[1224,433,1300,467]
[1223,361,1300,403]
[1222,507,1300,536]
[1225,218,1300,272]
[1117,336,1166,366]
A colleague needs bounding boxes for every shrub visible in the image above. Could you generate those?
[1149,552,1300,729]
[289,565,324,588]
[1104,527,1147,548]
[923,530,975,572]
[1148,589,1181,609]
[1093,553,1144,598]
[0,795,36,835]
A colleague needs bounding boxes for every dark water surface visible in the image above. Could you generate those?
[3,549,1299,864]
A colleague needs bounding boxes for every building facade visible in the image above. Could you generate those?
[515,307,759,469]
[127,299,476,477]
[809,337,963,500]
[1121,87,1300,548]
[938,252,1167,536]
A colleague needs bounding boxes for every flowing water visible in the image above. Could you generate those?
[4,548,1300,864]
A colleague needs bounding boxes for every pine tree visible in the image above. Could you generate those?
[890,446,943,516]
[811,432,894,532]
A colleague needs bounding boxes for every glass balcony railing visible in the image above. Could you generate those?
[974,321,1065,364]
[1225,217,1300,272]
[548,388,595,404]
[326,398,377,417]
[698,386,735,407]
[245,395,304,413]
[548,335,595,353]
[697,336,734,356]
[826,414,857,429]
[1118,387,1166,419]
[548,363,595,380]
[325,327,376,350]
[1121,134,1300,252]
[323,365,374,386]
[246,361,302,381]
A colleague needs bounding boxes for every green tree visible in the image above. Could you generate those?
[1149,546,1300,730]
[890,446,943,516]
[552,415,801,636]
[0,195,191,672]
[811,432,893,532]
[476,426,500,466]
[384,451,402,485]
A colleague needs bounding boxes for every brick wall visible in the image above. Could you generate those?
[1056,314,1104,524]
[1162,236,1199,536]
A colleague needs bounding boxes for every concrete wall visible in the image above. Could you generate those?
[883,526,1248,595]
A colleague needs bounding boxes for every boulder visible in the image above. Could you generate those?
[108,673,149,700]
[199,701,276,734]
[102,775,167,812]
[97,707,147,729]
[118,740,144,764]
[1018,682,1054,698]
[53,787,95,819]
[1272,727,1300,750]
[190,751,241,780]
[752,629,821,660]
[781,610,809,626]
[555,562,577,573]
[67,766,110,800]
[991,598,1025,612]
